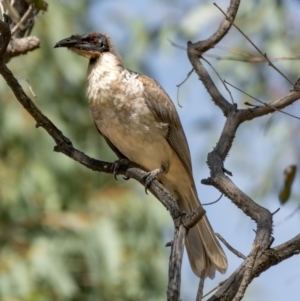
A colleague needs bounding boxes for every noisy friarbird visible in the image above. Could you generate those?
[54,32,227,278]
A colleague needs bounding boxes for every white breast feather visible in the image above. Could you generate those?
[86,52,172,171]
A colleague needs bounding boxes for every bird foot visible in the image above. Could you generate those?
[142,168,164,194]
[112,158,130,181]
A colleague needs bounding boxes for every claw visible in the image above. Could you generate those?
[142,168,164,194]
[112,158,130,180]
[112,161,119,180]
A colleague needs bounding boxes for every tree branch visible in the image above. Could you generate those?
[215,233,246,260]
[239,91,300,121]
[167,224,187,301]
[3,35,40,62]
[192,0,241,53]
[186,0,240,116]
[187,46,232,116]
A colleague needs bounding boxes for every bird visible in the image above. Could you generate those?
[54,32,227,279]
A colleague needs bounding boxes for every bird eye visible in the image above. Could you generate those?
[88,37,97,43]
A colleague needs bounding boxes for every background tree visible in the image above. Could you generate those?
[0,0,300,300]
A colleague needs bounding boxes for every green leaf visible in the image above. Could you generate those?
[279,165,297,204]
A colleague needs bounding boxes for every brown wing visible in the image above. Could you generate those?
[94,122,126,159]
[139,74,193,181]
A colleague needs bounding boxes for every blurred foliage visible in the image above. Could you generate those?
[0,1,169,300]
[28,0,48,11]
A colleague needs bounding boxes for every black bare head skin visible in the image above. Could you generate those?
[54,32,110,59]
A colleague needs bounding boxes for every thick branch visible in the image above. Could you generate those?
[211,234,300,301]
[192,0,241,53]
[274,234,300,260]
[188,52,232,115]
[210,175,272,247]
[167,224,187,301]
[253,234,300,278]
[187,0,241,116]
[239,91,300,121]
[3,36,40,62]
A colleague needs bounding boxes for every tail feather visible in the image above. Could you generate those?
[178,186,228,278]
[185,216,227,278]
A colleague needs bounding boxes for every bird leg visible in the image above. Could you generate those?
[112,158,131,180]
[142,165,168,194]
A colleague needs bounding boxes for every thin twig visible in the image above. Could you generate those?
[176,68,194,107]
[272,208,280,216]
[214,45,300,63]
[202,57,234,104]
[202,284,220,299]
[216,233,246,259]
[263,112,277,136]
[0,1,4,17]
[224,80,300,120]
[168,39,300,63]
[0,0,20,24]
[11,4,34,35]
[202,193,223,206]
[214,3,293,85]
[196,271,205,301]
[15,76,36,97]
[274,204,300,226]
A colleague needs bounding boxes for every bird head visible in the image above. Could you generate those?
[54,32,113,59]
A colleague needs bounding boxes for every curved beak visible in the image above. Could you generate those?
[54,35,78,48]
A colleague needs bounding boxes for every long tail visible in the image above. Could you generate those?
[178,187,228,278]
[185,215,227,278]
